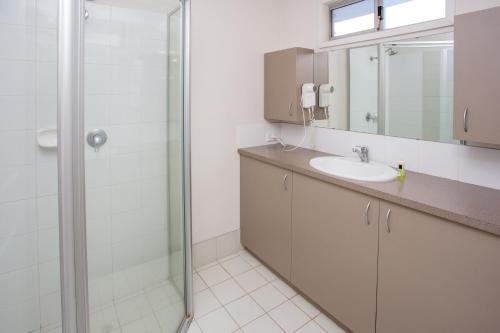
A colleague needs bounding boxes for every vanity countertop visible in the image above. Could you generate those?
[238,144,500,237]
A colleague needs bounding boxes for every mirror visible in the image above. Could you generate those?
[313,32,457,144]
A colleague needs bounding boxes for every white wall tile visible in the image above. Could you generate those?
[0,199,36,238]
[110,153,140,184]
[384,136,420,171]
[88,246,113,278]
[112,239,143,271]
[40,291,61,327]
[458,145,500,190]
[85,64,113,94]
[0,0,36,25]
[36,94,57,129]
[36,0,58,29]
[111,210,143,243]
[86,157,111,188]
[0,265,38,304]
[0,96,35,130]
[0,165,35,203]
[38,227,59,263]
[418,140,459,180]
[0,131,36,166]
[85,94,110,127]
[36,62,57,96]
[36,195,58,229]
[36,160,58,196]
[0,61,35,95]
[0,25,35,61]
[36,28,57,62]
[39,259,60,295]
[0,297,40,333]
[142,231,168,260]
[87,217,112,249]
[0,232,37,274]
[86,187,111,220]
[111,182,141,214]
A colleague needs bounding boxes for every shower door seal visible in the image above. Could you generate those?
[58,0,89,332]
[181,0,194,330]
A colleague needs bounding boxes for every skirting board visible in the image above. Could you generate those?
[192,229,243,268]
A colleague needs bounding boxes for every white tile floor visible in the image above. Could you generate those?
[35,250,345,333]
[37,279,184,333]
[189,250,346,333]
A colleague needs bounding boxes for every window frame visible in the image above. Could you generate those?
[329,0,452,41]
[329,0,381,39]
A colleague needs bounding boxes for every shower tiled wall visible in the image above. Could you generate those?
[83,2,171,309]
[0,1,173,331]
[0,0,61,332]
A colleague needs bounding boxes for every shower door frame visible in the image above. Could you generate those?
[57,0,193,332]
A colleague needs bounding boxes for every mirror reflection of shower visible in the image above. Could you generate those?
[85,0,95,20]
[385,47,399,56]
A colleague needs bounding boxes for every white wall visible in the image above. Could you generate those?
[190,0,323,244]
[0,0,61,331]
[190,0,283,243]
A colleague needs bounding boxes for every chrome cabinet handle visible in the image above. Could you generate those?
[288,103,293,117]
[385,209,391,233]
[283,174,289,191]
[463,107,469,133]
[365,201,371,225]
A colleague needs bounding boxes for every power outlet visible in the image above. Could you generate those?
[265,133,278,143]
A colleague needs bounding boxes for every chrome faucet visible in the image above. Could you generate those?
[353,145,369,163]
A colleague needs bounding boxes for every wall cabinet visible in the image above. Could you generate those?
[240,156,292,280]
[454,7,500,145]
[377,202,500,333]
[264,47,313,124]
[291,174,378,333]
[240,157,500,332]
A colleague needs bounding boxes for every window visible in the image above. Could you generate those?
[331,0,376,38]
[330,0,447,39]
[383,0,446,29]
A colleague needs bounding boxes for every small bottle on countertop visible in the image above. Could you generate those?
[397,161,406,182]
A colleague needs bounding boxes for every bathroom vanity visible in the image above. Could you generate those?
[239,145,500,333]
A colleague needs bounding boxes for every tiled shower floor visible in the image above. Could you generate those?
[189,250,345,333]
[37,278,184,333]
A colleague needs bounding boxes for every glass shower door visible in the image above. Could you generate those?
[83,1,187,332]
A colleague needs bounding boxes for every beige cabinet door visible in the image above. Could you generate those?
[240,156,292,280]
[454,7,500,144]
[377,202,500,333]
[265,48,313,124]
[291,174,379,333]
[265,48,297,123]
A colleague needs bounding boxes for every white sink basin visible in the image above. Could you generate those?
[310,156,398,182]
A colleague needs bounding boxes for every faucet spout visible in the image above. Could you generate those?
[353,145,369,163]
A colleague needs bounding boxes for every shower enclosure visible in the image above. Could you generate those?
[0,0,192,332]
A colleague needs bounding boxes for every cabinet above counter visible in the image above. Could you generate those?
[238,144,500,236]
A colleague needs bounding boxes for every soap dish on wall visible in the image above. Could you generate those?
[37,129,57,149]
